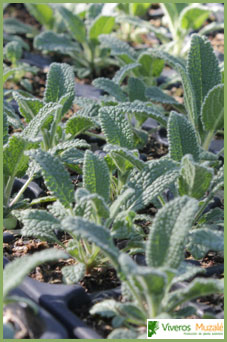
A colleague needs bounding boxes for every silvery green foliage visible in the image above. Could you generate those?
[25,3,54,29]
[27,149,74,208]
[44,63,75,114]
[149,48,186,69]
[201,84,224,131]
[187,228,224,260]
[83,150,110,203]
[58,6,86,44]
[22,103,62,139]
[123,158,179,211]
[145,86,180,105]
[47,200,68,220]
[4,18,37,36]
[146,196,198,269]
[34,31,80,55]
[13,92,44,123]
[93,78,127,102]
[167,111,200,162]
[62,263,86,284]
[128,77,147,102]
[4,41,22,64]
[3,111,8,145]
[3,249,68,299]
[4,101,23,129]
[178,155,213,199]
[65,116,95,137]
[112,63,141,85]
[99,106,134,149]
[61,216,120,270]
[21,209,61,242]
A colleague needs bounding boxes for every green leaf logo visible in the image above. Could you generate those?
[148,321,159,337]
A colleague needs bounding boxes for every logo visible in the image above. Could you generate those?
[148,321,159,337]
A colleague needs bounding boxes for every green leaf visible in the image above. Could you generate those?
[50,139,90,154]
[125,159,179,211]
[99,106,134,149]
[34,31,80,55]
[25,3,54,29]
[13,92,44,123]
[61,217,120,269]
[187,34,221,122]
[149,49,186,69]
[58,7,86,44]
[146,196,198,269]
[145,86,179,105]
[90,299,119,317]
[65,115,95,137]
[3,134,35,179]
[172,261,205,285]
[201,84,224,131]
[22,103,62,139]
[110,101,167,127]
[21,209,60,242]
[128,77,146,102]
[166,278,223,312]
[89,15,115,42]
[92,78,127,102]
[4,41,22,63]
[4,18,37,36]
[3,248,68,298]
[108,328,138,339]
[83,150,110,202]
[167,111,200,162]
[104,145,145,172]
[179,5,210,31]
[27,149,74,208]
[137,52,164,78]
[187,228,224,259]
[178,154,213,199]
[99,34,137,63]
[48,200,68,220]
[112,63,141,85]
[62,263,86,284]
[44,63,75,114]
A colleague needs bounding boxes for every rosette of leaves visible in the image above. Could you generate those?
[61,196,223,338]
[33,4,116,78]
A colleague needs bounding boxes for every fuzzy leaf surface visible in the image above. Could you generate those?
[92,78,127,102]
[13,92,44,123]
[62,263,86,284]
[89,15,115,42]
[168,111,200,162]
[27,149,74,208]
[146,196,198,269]
[112,63,141,85]
[65,116,95,137]
[58,7,86,43]
[83,150,110,202]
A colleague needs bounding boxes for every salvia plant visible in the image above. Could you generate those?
[3,10,224,337]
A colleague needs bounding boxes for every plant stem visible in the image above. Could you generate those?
[202,130,214,151]
[9,176,34,207]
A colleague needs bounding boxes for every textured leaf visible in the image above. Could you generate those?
[104,144,145,171]
[60,148,84,166]
[166,278,223,312]
[61,217,119,268]
[99,106,134,148]
[146,196,198,269]
[65,115,95,137]
[111,101,167,127]
[176,63,197,129]
[92,78,127,102]
[3,248,68,298]
[90,299,119,317]
[25,3,54,29]
[128,77,146,102]
[99,34,137,62]
[187,34,221,122]
[187,229,224,259]
[22,103,62,139]
[47,200,68,220]
[50,140,90,154]
[13,92,44,123]
[145,86,179,105]
[89,15,115,42]
[75,189,109,219]
[113,63,141,85]
[4,18,36,36]
[167,111,200,162]
[149,49,186,69]
[58,7,86,44]
[27,149,74,208]
[4,41,22,63]
[138,52,164,78]
[34,31,80,55]
[179,5,210,30]
[178,155,213,199]
[21,209,60,242]
[201,84,224,131]
[3,134,35,178]
[83,150,110,202]
[172,261,205,285]
[124,159,179,211]
[44,63,75,114]
[62,263,86,284]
